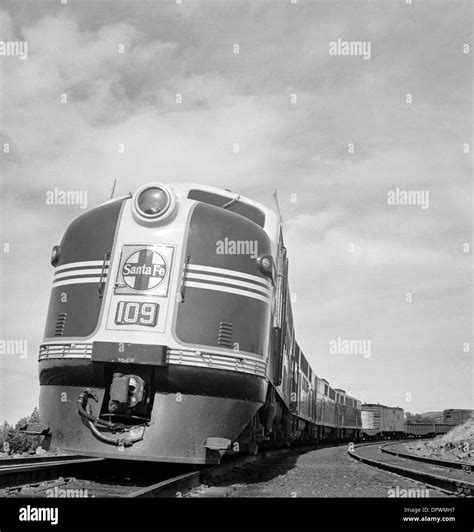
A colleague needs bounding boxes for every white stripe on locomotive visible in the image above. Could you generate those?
[53,277,103,288]
[55,260,109,273]
[187,264,271,288]
[54,268,106,280]
[185,272,271,296]
[184,280,270,303]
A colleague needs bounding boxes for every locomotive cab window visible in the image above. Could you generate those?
[187,189,265,227]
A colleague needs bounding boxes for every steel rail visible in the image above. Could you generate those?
[0,454,94,468]
[127,471,201,498]
[381,443,473,472]
[348,443,474,497]
[0,456,104,490]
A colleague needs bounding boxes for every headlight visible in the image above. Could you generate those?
[132,183,176,224]
[256,254,274,283]
[137,187,170,216]
[51,245,61,266]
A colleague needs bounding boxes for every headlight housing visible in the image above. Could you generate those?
[256,254,274,283]
[51,245,61,266]
[132,183,176,224]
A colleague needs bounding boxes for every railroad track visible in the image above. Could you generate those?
[0,454,90,468]
[349,441,474,497]
[0,443,323,498]
[0,451,290,498]
[127,471,201,497]
[0,455,198,498]
[381,443,473,472]
[8,440,449,499]
[0,455,105,490]
[2,471,202,498]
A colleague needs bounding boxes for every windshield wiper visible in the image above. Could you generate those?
[222,194,241,209]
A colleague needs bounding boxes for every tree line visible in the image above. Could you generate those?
[0,407,43,454]
[405,412,439,424]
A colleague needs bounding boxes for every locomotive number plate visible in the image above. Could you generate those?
[114,301,159,327]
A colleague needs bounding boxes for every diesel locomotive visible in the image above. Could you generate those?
[32,182,362,464]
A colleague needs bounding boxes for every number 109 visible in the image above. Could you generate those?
[115,301,158,326]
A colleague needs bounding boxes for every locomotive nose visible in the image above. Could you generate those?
[132,183,177,225]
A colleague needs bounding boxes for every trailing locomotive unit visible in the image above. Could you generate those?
[35,183,361,463]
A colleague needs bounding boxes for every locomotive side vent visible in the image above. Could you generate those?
[54,313,67,336]
[217,322,233,348]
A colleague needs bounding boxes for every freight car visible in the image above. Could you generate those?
[405,423,453,438]
[26,182,362,463]
[443,409,473,426]
[361,404,405,440]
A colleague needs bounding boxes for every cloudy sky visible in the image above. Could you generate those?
[0,0,472,423]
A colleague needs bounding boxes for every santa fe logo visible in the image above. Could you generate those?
[122,249,167,291]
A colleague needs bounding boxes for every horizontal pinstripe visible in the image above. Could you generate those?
[184,280,270,303]
[185,272,270,296]
[187,264,271,288]
[54,268,106,280]
[55,260,108,273]
[53,260,110,287]
[183,263,272,303]
[53,278,103,288]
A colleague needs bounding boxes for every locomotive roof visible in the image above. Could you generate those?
[362,403,404,410]
[101,182,281,248]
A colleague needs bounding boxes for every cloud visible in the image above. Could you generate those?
[0,1,472,421]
